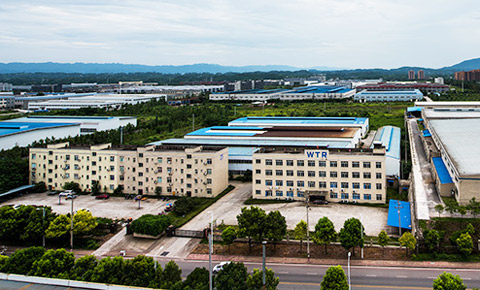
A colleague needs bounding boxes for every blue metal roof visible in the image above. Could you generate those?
[432,157,453,184]
[372,126,401,160]
[288,86,351,94]
[186,126,264,137]
[407,107,423,112]
[229,116,368,125]
[17,116,114,121]
[228,147,261,157]
[0,121,78,137]
[387,199,412,229]
[422,129,432,137]
[151,138,353,149]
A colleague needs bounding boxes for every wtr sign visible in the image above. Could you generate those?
[305,150,328,159]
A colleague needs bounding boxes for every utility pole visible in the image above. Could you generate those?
[70,198,74,251]
[347,252,351,290]
[42,207,46,247]
[209,211,213,290]
[192,113,195,131]
[262,241,267,290]
[395,200,404,236]
[360,214,364,259]
[120,126,123,145]
[305,193,311,259]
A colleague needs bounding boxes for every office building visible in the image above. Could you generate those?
[354,89,424,102]
[30,142,229,197]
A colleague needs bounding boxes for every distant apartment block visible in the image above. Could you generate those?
[454,69,480,81]
[408,70,415,80]
[30,142,229,197]
[417,70,425,80]
[0,83,13,92]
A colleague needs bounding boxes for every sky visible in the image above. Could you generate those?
[1,0,480,69]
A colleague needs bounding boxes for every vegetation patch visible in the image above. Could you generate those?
[130,214,171,237]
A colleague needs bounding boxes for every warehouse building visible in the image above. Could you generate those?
[209,86,355,101]
[354,89,424,102]
[252,143,387,204]
[357,83,449,94]
[372,126,401,177]
[30,142,229,197]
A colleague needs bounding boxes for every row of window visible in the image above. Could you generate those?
[255,190,382,200]
[256,169,382,178]
[257,159,382,169]
[259,179,383,190]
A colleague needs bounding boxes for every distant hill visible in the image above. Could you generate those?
[0,62,342,74]
[442,57,480,71]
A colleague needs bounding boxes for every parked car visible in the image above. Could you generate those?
[212,261,231,274]
[65,194,78,200]
[59,190,75,197]
[165,203,174,212]
[312,199,328,205]
[47,191,58,196]
[95,194,110,200]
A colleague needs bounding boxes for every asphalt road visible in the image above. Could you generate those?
[156,259,480,290]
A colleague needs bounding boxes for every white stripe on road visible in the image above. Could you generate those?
[396,276,407,278]
[366,275,377,277]
[279,272,289,274]
[306,273,317,275]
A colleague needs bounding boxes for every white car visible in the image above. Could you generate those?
[212,261,231,274]
[59,190,75,196]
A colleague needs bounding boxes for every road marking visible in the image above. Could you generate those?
[18,284,33,290]
[366,274,377,277]
[428,277,437,279]
[279,282,431,289]
[278,271,289,274]
[464,277,472,280]
[396,275,407,278]
[306,272,317,275]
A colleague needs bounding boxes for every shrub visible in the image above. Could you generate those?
[173,197,207,216]
[130,214,171,236]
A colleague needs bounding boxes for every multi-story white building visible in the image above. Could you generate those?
[30,142,229,197]
[354,89,424,102]
[252,144,387,204]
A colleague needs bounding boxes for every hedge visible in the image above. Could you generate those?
[130,215,171,236]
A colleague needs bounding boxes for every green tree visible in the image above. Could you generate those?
[123,255,156,287]
[183,267,209,290]
[30,248,75,278]
[215,262,248,290]
[70,255,98,281]
[45,214,70,238]
[320,265,349,290]
[222,226,237,249]
[3,246,45,274]
[458,206,467,218]
[237,206,267,251]
[246,268,280,290]
[444,199,458,217]
[424,229,441,252]
[63,182,82,194]
[467,197,480,218]
[45,209,98,239]
[294,220,308,251]
[0,255,8,272]
[161,260,182,289]
[313,217,337,255]
[265,210,287,250]
[338,218,364,256]
[91,180,101,195]
[433,272,466,290]
[456,233,473,256]
[32,181,47,193]
[399,232,416,256]
[91,256,126,285]
[378,230,389,257]
[434,204,444,217]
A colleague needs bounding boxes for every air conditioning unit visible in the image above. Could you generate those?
[268,186,272,189]
[341,189,344,192]
[353,190,356,193]
[289,188,293,190]
[154,181,158,184]
[275,187,279,189]
[154,170,158,174]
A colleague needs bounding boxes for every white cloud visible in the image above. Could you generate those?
[0,0,479,68]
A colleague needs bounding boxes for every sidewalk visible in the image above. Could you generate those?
[186,253,480,270]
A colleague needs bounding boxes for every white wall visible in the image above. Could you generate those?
[0,125,81,150]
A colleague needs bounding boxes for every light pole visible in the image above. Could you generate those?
[262,241,267,290]
[347,252,351,290]
[305,196,311,259]
[209,211,213,290]
[70,197,74,251]
[360,214,364,259]
[37,207,46,247]
[395,200,403,236]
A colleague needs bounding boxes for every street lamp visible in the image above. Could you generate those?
[209,211,214,290]
[305,194,311,259]
[36,207,46,247]
[70,197,74,251]
[262,241,267,290]
[347,252,351,290]
[360,214,364,259]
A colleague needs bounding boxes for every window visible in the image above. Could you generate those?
[363,172,371,179]
[297,170,304,177]
[364,183,371,189]
[265,190,273,196]
[287,191,294,197]
[286,170,294,176]
[275,170,283,176]
[266,159,273,166]
[308,181,315,188]
[330,161,337,167]
[341,172,349,178]
[187,164,192,169]
[364,194,372,200]
[363,162,371,168]
[266,180,273,186]
[341,161,349,168]
[352,161,360,168]
[110,156,115,162]
[318,171,326,177]
[353,182,360,189]
[376,172,382,179]
[376,183,382,190]
[276,160,283,166]
[31,154,36,160]
[256,190,261,195]
[308,160,315,167]
[255,169,261,174]
[330,171,338,178]
[286,160,294,166]
[376,194,383,201]
[376,162,382,169]
[206,169,212,175]
[330,192,338,199]
[297,160,304,166]
[319,181,326,188]
[276,190,283,197]
[207,188,212,194]
[266,170,273,176]
[207,159,212,165]
[352,172,360,178]
[207,179,212,184]
[297,191,305,198]
[308,171,315,177]
[297,181,304,187]
[353,193,360,200]
[341,182,349,188]
[330,182,338,188]
[276,180,283,186]
[256,159,261,164]
[286,180,294,187]
[341,193,349,199]
[318,161,326,167]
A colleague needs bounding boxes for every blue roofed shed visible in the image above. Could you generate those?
[387,199,412,230]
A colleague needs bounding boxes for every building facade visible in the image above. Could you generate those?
[252,145,387,204]
[354,89,424,102]
[454,70,480,81]
[30,142,229,197]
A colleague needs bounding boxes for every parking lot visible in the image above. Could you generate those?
[0,193,170,220]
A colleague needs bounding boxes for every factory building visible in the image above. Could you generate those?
[252,143,387,204]
[357,83,449,94]
[30,142,229,197]
[354,89,424,102]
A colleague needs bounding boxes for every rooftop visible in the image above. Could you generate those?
[356,89,423,95]
[415,101,480,107]
[387,200,412,229]
[0,122,78,137]
[432,157,453,184]
[229,116,368,126]
[372,126,401,160]
[214,86,352,95]
[423,108,480,119]
[429,119,480,176]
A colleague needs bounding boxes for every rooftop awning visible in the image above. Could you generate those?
[387,199,411,229]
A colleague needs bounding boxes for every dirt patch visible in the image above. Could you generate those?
[192,240,410,261]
